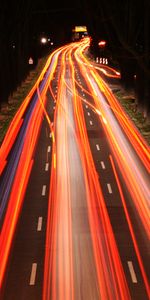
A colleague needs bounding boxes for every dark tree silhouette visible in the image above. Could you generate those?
[0,0,149,119]
[0,0,33,106]
[81,0,150,119]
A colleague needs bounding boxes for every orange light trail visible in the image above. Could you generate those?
[95,65,121,78]
[1,38,149,299]
[0,46,62,288]
[0,45,62,176]
[43,45,77,300]
[109,154,150,298]
[74,42,150,241]
[75,42,150,171]
[43,39,131,299]
[72,73,131,299]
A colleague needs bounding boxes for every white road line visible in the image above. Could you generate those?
[101,161,106,169]
[42,185,46,196]
[83,93,85,97]
[90,120,93,125]
[45,163,49,171]
[37,217,43,231]
[87,112,90,116]
[29,263,37,285]
[96,144,100,151]
[86,105,88,109]
[127,261,138,283]
[47,146,51,152]
[107,183,112,194]
[49,133,52,138]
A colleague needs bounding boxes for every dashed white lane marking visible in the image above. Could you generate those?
[42,185,46,196]
[49,133,52,138]
[86,105,88,109]
[47,146,51,152]
[45,163,49,171]
[127,261,138,283]
[90,120,93,125]
[83,93,85,97]
[87,112,90,116]
[37,217,43,231]
[101,161,106,169]
[29,263,37,285]
[96,144,100,151]
[107,183,113,194]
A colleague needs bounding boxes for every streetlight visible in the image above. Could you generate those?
[41,37,47,44]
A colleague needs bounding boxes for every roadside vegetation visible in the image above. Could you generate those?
[0,55,49,145]
[86,50,150,146]
[112,87,150,146]
[0,51,150,147]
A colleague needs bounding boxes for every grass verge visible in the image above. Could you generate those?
[85,49,150,145]
[0,54,49,145]
[113,87,150,146]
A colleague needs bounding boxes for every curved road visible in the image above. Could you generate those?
[0,38,149,300]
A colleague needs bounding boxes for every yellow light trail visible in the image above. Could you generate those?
[0,45,63,288]
[43,39,132,299]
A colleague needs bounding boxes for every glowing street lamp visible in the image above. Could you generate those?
[41,37,47,44]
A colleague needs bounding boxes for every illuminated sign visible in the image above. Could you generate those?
[29,57,33,65]
[73,26,87,32]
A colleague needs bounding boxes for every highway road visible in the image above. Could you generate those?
[0,38,149,300]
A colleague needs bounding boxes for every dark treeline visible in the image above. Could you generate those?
[0,0,82,108]
[0,0,32,105]
[0,0,50,107]
[85,0,150,119]
[0,0,150,120]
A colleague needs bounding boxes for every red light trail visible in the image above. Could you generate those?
[0,38,149,300]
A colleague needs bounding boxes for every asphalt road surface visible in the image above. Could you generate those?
[0,38,149,300]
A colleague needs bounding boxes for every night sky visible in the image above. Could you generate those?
[1,0,147,47]
[30,0,96,44]
[26,0,89,43]
[0,0,149,110]
[2,0,112,43]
